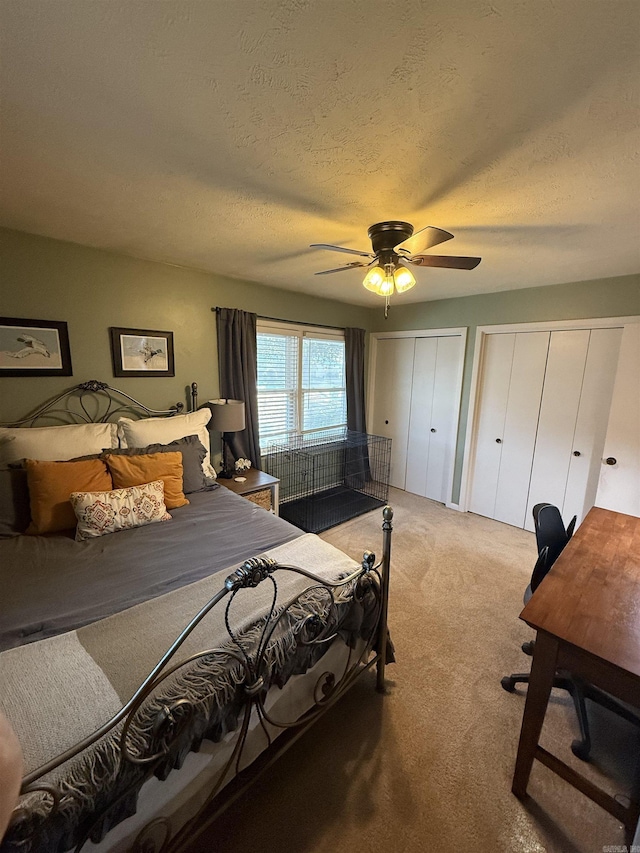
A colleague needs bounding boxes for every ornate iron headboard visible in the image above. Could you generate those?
[0,380,186,427]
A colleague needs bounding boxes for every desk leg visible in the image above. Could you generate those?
[512,630,559,798]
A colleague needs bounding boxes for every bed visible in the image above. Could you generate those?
[0,381,393,853]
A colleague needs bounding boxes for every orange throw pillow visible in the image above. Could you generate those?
[26,458,113,535]
[104,451,189,509]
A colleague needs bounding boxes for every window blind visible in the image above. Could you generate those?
[257,321,346,451]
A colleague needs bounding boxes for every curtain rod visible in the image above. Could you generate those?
[212,307,345,331]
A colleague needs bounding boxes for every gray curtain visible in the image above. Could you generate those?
[344,327,369,488]
[345,327,367,432]
[215,308,261,468]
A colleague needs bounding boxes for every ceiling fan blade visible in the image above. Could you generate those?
[409,254,482,270]
[310,243,374,259]
[395,226,454,255]
[314,262,369,275]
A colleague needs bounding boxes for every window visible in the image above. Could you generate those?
[257,321,346,451]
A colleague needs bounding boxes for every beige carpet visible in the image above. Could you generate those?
[188,488,637,853]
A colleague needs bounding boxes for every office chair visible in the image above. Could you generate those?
[501,503,593,760]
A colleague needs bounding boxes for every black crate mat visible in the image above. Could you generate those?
[279,485,386,534]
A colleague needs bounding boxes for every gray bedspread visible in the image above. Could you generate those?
[0,527,371,853]
[0,488,301,650]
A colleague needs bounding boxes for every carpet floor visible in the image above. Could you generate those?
[187,488,638,852]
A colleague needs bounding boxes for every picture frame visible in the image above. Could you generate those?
[109,327,175,378]
[0,317,73,376]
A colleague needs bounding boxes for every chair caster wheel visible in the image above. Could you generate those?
[571,739,591,761]
[501,676,516,693]
[521,641,535,656]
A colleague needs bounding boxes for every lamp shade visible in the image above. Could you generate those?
[393,265,416,293]
[204,399,246,433]
[363,265,385,293]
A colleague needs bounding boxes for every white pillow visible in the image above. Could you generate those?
[0,422,119,465]
[117,410,215,478]
[71,479,172,541]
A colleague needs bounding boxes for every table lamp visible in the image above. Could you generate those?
[205,399,246,478]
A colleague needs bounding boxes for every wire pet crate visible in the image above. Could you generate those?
[262,430,391,533]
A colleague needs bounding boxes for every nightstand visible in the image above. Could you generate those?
[217,469,280,515]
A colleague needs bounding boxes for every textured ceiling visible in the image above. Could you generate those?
[1,0,639,306]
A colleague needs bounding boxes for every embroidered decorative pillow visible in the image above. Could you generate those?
[25,458,114,535]
[103,451,189,509]
[70,480,171,541]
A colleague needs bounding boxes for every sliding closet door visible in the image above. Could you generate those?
[493,332,549,527]
[370,337,415,489]
[468,334,515,519]
[372,333,464,502]
[404,336,460,503]
[525,330,591,530]
[470,324,628,530]
[424,336,463,502]
[469,332,548,526]
[596,324,640,517]
[405,338,437,496]
[563,328,621,524]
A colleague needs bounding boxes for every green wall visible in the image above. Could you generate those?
[2,226,638,506]
[0,227,371,423]
[371,273,640,502]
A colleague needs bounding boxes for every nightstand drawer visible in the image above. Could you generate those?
[245,488,272,511]
[216,469,280,516]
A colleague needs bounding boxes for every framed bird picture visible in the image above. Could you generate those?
[109,327,175,377]
[0,317,72,376]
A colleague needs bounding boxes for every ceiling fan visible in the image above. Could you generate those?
[310,221,481,317]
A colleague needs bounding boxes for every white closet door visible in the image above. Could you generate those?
[405,338,437,497]
[493,332,550,528]
[371,337,415,489]
[469,334,516,518]
[525,330,591,530]
[596,324,640,517]
[563,328,622,525]
[425,336,463,502]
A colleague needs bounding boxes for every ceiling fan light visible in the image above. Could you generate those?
[394,265,416,293]
[381,264,396,296]
[379,279,394,297]
[363,265,385,293]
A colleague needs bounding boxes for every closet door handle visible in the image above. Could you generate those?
[385,420,389,425]
[605,457,617,466]
[495,438,502,444]
[573,450,581,457]
[430,428,436,433]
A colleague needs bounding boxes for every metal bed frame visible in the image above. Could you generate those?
[1,381,393,853]
[0,379,184,427]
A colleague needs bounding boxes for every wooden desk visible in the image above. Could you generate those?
[512,506,640,829]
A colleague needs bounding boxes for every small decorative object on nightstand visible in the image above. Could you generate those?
[217,468,280,516]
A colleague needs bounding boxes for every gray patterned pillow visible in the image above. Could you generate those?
[104,434,217,494]
[0,466,31,537]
